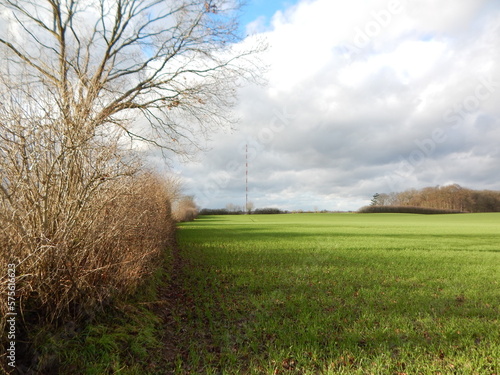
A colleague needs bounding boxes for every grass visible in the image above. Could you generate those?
[29,307,162,374]
[17,248,174,375]
[175,213,500,374]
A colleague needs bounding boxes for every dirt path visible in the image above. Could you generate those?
[152,237,223,374]
[151,241,192,373]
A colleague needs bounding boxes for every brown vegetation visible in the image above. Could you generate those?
[173,195,199,222]
[358,205,463,214]
[0,1,263,370]
[0,172,174,326]
[368,184,500,213]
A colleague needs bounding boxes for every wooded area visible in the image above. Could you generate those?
[371,184,500,212]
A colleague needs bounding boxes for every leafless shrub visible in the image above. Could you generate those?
[0,175,174,373]
[0,170,174,326]
[0,81,174,364]
[173,195,199,222]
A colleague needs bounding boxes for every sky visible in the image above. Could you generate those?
[170,0,500,211]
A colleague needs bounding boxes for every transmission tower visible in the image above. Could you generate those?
[245,144,248,213]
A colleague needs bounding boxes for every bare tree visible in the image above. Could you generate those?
[0,0,264,252]
[0,0,264,337]
[0,0,264,154]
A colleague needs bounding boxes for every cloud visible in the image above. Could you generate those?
[245,15,269,35]
[176,0,500,211]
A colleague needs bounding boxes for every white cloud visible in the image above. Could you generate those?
[245,15,269,35]
[175,0,500,211]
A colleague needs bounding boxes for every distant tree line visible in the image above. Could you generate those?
[253,208,285,214]
[367,184,500,213]
[200,208,246,215]
[358,205,463,215]
[199,207,287,215]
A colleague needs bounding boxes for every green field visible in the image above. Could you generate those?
[174,213,500,374]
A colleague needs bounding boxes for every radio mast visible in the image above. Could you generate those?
[245,144,248,213]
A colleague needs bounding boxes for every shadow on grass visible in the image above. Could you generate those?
[171,242,500,374]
